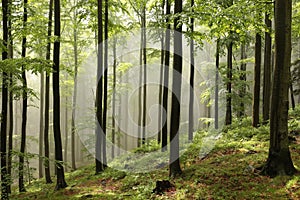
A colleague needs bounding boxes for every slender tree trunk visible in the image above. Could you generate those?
[95,0,104,174]
[7,0,14,193]
[238,43,247,118]
[162,0,170,152]
[39,72,45,179]
[112,39,116,158]
[215,39,220,129]
[142,4,147,145]
[53,0,67,190]
[64,86,68,170]
[19,0,28,192]
[101,0,108,168]
[252,33,261,127]
[137,16,143,148]
[263,13,272,122]
[188,0,195,141]
[158,0,165,144]
[44,0,53,184]
[225,42,233,125]
[261,0,296,177]
[70,0,78,171]
[169,0,183,178]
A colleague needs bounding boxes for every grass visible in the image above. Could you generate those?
[10,116,300,200]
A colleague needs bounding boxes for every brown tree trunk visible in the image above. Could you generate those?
[53,0,67,190]
[263,13,272,122]
[169,0,183,178]
[252,33,261,127]
[162,0,171,152]
[188,0,195,141]
[261,0,296,177]
[238,43,247,118]
[19,0,28,192]
[215,39,220,129]
[225,42,233,125]
[44,0,53,184]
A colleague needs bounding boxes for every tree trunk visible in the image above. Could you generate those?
[158,0,165,144]
[53,0,67,190]
[142,4,147,145]
[188,0,195,141]
[102,0,108,168]
[238,43,247,118]
[263,13,272,122]
[162,0,170,152]
[112,39,116,158]
[44,0,53,184]
[39,72,45,178]
[261,0,296,177]
[95,0,104,174]
[215,39,220,129]
[64,87,68,170]
[19,0,28,192]
[7,0,14,193]
[169,0,183,178]
[225,42,233,125]
[252,33,261,127]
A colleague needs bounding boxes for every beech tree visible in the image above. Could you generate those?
[261,0,296,177]
[53,0,67,190]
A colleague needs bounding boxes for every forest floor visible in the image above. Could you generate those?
[11,109,300,199]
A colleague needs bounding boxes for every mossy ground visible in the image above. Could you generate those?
[10,112,300,200]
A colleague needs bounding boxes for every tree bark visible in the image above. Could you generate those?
[252,33,261,127]
[0,0,9,187]
[215,39,220,129]
[261,0,296,177]
[53,0,67,190]
[169,0,183,178]
[44,0,53,184]
[162,0,170,152]
[238,43,247,118]
[188,0,195,141]
[39,72,45,178]
[95,0,104,174]
[263,13,272,122]
[19,0,28,192]
[225,42,233,125]
[142,4,147,145]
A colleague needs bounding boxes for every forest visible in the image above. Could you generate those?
[1,0,300,199]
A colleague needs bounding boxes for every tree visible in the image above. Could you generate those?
[53,0,67,190]
[1,0,9,198]
[252,32,261,127]
[238,43,247,118]
[19,0,28,192]
[188,0,195,141]
[161,0,171,152]
[215,39,220,129]
[261,0,296,177]
[95,0,104,174]
[44,0,53,184]
[263,12,272,122]
[169,0,182,178]
[225,41,233,125]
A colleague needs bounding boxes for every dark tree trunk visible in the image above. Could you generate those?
[238,43,247,118]
[1,0,9,198]
[252,33,261,128]
[158,0,165,144]
[102,0,108,168]
[7,0,14,193]
[137,28,143,147]
[112,39,116,158]
[44,0,53,184]
[53,0,67,190]
[188,0,195,141]
[215,39,220,129]
[261,0,296,177]
[225,42,233,125]
[95,0,104,174]
[19,0,28,192]
[263,13,272,122]
[162,0,170,152]
[169,0,183,178]
[142,5,147,145]
[71,1,78,171]
[39,71,45,178]
[64,81,68,170]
